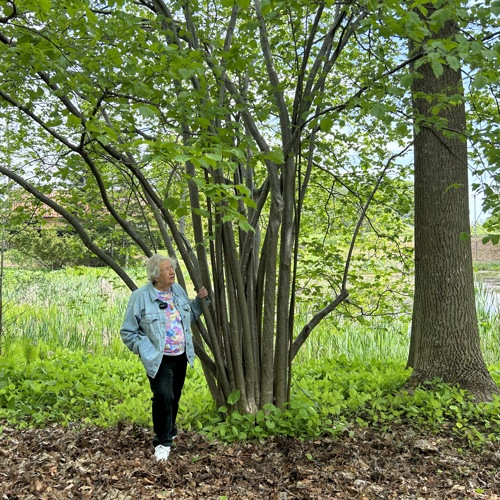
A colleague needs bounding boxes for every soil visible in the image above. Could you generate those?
[1,422,499,499]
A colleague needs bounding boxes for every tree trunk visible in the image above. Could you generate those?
[408,16,500,402]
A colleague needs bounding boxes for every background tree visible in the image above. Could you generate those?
[407,2,499,400]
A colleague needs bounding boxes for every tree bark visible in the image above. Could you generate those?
[408,15,500,401]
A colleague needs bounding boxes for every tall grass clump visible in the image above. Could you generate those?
[1,266,137,356]
[293,307,411,365]
[318,319,409,362]
[3,266,500,367]
[294,282,500,369]
[474,261,500,273]
[475,282,500,366]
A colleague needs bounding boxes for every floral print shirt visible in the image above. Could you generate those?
[157,289,185,355]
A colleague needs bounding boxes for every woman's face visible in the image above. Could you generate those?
[155,261,176,290]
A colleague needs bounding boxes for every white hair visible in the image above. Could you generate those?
[146,254,177,283]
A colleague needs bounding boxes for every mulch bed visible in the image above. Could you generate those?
[1,423,499,499]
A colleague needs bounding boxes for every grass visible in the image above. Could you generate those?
[293,312,411,364]
[475,282,500,366]
[1,266,131,357]
[2,266,499,365]
[474,262,500,272]
[294,280,500,367]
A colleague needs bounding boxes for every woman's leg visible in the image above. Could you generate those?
[148,356,174,447]
[170,353,188,436]
[147,353,187,447]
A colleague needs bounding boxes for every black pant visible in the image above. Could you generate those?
[148,353,187,447]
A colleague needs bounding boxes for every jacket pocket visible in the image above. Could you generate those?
[139,313,161,338]
[137,335,159,366]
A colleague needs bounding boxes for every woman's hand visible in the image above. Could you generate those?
[196,286,209,300]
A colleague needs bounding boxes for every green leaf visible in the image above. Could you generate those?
[66,115,81,128]
[163,197,180,211]
[446,55,461,72]
[430,60,444,78]
[85,8,97,25]
[227,390,241,405]
[320,117,333,132]
[384,20,405,36]
[395,122,410,136]
[175,206,189,217]
[400,73,415,88]
[370,102,386,118]
[262,149,284,164]
[193,208,210,218]
[178,68,193,79]
[205,153,222,162]
[238,218,255,233]
[174,154,192,163]
[138,105,156,117]
[195,117,211,129]
[39,0,51,13]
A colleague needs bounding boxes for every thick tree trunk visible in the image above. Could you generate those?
[407,17,500,402]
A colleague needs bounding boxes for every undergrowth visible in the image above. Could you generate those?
[1,346,499,448]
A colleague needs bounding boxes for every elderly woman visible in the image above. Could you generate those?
[120,254,209,462]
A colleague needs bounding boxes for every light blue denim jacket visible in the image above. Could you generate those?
[120,282,205,378]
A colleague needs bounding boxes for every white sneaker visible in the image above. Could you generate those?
[154,445,170,461]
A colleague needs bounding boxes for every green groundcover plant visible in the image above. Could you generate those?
[1,346,499,448]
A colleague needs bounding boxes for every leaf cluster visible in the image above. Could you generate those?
[1,0,500,413]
